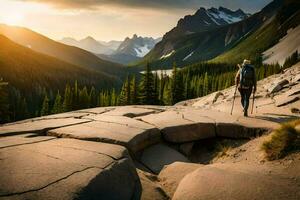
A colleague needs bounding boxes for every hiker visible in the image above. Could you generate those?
[235,59,257,117]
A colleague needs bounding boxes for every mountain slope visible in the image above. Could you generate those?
[59,36,114,54]
[0,34,119,91]
[211,0,300,64]
[263,25,300,65]
[0,24,124,77]
[137,1,283,69]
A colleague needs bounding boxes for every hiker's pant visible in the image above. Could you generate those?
[239,88,252,112]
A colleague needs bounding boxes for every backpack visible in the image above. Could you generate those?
[240,64,255,89]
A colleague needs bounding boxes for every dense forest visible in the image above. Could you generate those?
[0,51,298,123]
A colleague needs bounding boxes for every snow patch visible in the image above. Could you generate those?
[203,20,210,25]
[135,44,150,57]
[183,51,194,61]
[160,50,175,59]
[206,11,220,25]
[206,10,244,25]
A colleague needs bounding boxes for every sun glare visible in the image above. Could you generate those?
[2,12,24,26]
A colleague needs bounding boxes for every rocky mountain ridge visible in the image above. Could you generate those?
[137,0,294,69]
[97,34,162,65]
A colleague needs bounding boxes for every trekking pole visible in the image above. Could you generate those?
[230,86,238,115]
[251,91,255,114]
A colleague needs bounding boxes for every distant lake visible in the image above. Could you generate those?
[140,69,181,78]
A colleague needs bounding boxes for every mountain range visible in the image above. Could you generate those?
[60,34,161,65]
[136,0,299,69]
[97,34,162,65]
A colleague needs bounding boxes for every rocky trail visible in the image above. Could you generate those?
[0,63,299,200]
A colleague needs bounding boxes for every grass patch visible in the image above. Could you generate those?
[262,120,300,160]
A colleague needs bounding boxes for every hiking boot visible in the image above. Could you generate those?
[244,110,248,117]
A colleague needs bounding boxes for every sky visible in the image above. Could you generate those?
[0,0,272,41]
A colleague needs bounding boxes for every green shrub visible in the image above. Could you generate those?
[262,120,300,160]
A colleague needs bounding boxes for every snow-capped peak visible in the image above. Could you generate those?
[116,34,161,57]
[206,7,249,25]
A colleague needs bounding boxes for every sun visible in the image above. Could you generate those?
[1,12,24,26]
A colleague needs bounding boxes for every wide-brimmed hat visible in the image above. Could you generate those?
[243,59,251,65]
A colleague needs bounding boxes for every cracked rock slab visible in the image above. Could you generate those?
[0,133,55,149]
[275,95,300,107]
[138,110,216,143]
[103,106,163,118]
[83,114,156,130]
[140,144,189,174]
[0,118,91,136]
[180,108,277,138]
[48,120,161,154]
[0,137,140,200]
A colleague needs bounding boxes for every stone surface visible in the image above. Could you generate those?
[180,108,278,138]
[0,133,55,148]
[158,162,201,198]
[83,114,156,130]
[140,144,189,174]
[173,163,300,200]
[138,170,169,200]
[138,110,216,143]
[103,106,162,117]
[48,120,160,154]
[293,73,300,82]
[275,95,300,107]
[179,142,194,156]
[0,118,91,136]
[0,137,140,200]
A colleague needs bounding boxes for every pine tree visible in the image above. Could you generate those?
[159,70,166,104]
[119,76,131,105]
[40,94,49,116]
[89,86,97,108]
[153,72,159,105]
[72,80,79,110]
[0,78,10,123]
[110,88,117,106]
[19,98,28,119]
[52,91,62,114]
[130,75,138,105]
[139,63,156,105]
[78,86,90,109]
[170,63,184,104]
[63,84,73,112]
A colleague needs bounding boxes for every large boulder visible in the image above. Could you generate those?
[158,162,201,198]
[140,144,189,174]
[173,163,300,200]
[0,135,140,200]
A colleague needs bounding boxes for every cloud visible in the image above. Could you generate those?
[20,0,272,13]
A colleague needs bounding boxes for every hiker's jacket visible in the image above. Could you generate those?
[235,64,257,90]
